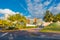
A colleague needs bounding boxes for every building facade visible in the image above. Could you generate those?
[27,18,43,25]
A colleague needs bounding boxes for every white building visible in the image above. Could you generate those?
[26,18,43,26]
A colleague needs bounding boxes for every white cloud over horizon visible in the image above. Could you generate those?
[0,9,19,19]
[0,9,16,14]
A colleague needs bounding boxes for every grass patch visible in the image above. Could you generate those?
[40,22,60,32]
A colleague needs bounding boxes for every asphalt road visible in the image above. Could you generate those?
[0,31,60,40]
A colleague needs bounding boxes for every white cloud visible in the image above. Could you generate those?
[44,0,52,6]
[44,1,50,6]
[26,0,60,18]
[0,9,16,14]
[56,3,60,10]
[26,0,46,18]
[0,9,18,19]
[48,3,60,14]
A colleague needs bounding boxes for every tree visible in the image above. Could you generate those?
[43,10,54,22]
[55,13,60,22]
[8,13,26,29]
[0,19,13,30]
[8,14,21,21]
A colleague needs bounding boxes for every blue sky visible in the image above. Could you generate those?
[0,0,28,15]
[0,0,60,19]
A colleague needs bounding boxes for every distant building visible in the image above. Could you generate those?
[33,18,37,25]
[26,18,43,25]
[26,19,30,24]
[36,18,43,25]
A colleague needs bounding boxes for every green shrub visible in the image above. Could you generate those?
[41,22,60,31]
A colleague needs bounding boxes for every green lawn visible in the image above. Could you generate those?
[40,22,60,32]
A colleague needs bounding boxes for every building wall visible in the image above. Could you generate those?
[26,18,43,25]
